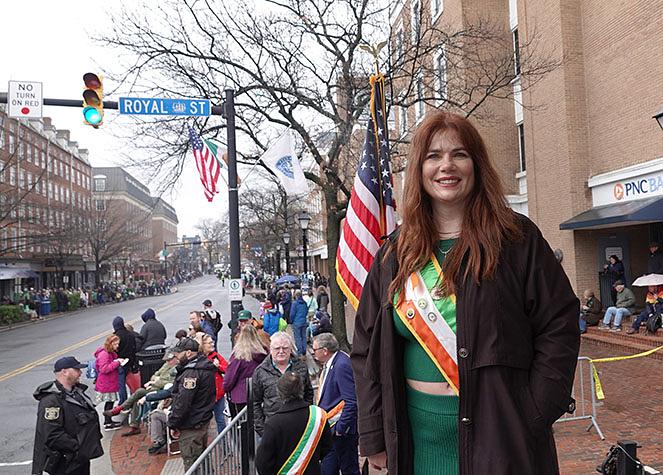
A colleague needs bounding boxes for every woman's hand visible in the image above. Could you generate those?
[368,451,388,470]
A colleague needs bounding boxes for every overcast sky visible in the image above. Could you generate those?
[1,0,237,237]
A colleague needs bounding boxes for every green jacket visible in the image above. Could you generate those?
[150,362,177,391]
[616,287,636,313]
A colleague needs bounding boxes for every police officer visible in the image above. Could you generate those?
[168,337,216,471]
[32,356,103,475]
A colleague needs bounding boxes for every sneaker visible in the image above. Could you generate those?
[148,440,166,454]
[121,427,141,437]
[598,324,610,330]
[104,422,122,431]
[626,328,637,335]
[610,326,622,332]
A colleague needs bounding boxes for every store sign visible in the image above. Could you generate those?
[591,163,663,207]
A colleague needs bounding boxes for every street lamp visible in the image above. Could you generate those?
[654,106,663,130]
[298,211,311,274]
[275,245,282,275]
[282,232,291,274]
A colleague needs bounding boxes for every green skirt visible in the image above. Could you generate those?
[406,386,459,475]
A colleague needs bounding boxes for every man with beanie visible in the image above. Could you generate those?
[113,316,137,404]
[138,308,167,350]
[168,337,216,471]
[648,241,663,274]
[32,356,103,475]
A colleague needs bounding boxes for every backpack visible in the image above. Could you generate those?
[85,359,98,380]
[645,312,662,334]
[205,309,223,334]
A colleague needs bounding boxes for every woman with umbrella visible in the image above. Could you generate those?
[627,274,663,335]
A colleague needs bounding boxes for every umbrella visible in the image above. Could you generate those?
[631,274,663,287]
[275,275,300,285]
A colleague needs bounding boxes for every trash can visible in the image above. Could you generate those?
[136,344,167,386]
[40,300,51,316]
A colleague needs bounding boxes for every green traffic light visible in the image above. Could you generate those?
[83,106,102,125]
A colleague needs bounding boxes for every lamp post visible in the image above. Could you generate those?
[297,211,311,275]
[654,106,663,130]
[282,232,291,274]
[275,245,282,276]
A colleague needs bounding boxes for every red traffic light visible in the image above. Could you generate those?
[83,73,101,89]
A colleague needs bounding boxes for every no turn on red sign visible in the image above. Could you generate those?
[8,81,43,119]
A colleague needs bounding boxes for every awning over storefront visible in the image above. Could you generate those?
[0,268,40,280]
[560,196,663,230]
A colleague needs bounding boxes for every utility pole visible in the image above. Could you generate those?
[224,89,242,341]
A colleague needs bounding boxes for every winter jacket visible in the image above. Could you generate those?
[303,295,318,316]
[351,214,580,475]
[615,287,637,313]
[223,352,267,404]
[113,317,137,370]
[94,347,120,393]
[581,297,603,325]
[280,292,292,323]
[168,354,217,430]
[605,261,625,285]
[316,291,329,312]
[262,309,282,336]
[207,351,229,402]
[290,297,309,328]
[648,249,663,274]
[149,362,177,391]
[138,317,167,350]
[252,355,314,436]
[255,400,333,475]
[203,308,223,335]
[32,381,103,474]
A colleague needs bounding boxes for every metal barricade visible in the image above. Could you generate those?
[554,356,605,440]
[186,379,256,475]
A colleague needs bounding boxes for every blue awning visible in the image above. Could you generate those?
[560,196,663,230]
[0,268,40,280]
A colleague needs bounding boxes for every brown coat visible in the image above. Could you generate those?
[350,215,580,475]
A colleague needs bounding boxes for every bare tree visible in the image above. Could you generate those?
[196,217,230,266]
[99,0,558,348]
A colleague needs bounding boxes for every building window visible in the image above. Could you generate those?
[411,0,421,42]
[517,123,526,172]
[96,200,106,211]
[431,0,443,21]
[513,28,521,77]
[434,47,447,100]
[94,176,106,192]
[399,106,408,137]
[415,75,425,121]
[19,170,25,189]
[395,23,404,62]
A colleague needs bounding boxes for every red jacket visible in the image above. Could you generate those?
[208,351,228,402]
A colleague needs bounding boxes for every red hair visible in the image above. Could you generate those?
[104,334,120,352]
[388,111,522,300]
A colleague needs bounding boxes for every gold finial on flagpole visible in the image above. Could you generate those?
[360,41,387,75]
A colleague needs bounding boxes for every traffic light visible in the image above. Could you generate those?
[82,73,103,127]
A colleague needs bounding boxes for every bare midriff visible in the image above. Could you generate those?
[406,379,456,395]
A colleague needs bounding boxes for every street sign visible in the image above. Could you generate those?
[228,278,243,301]
[118,97,211,116]
[8,81,43,118]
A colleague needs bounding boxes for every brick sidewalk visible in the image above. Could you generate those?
[555,340,663,473]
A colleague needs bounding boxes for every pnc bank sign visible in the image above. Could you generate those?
[613,174,663,201]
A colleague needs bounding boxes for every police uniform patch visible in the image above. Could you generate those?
[183,377,197,389]
[44,407,60,420]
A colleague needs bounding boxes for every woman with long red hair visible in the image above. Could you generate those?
[351,111,580,474]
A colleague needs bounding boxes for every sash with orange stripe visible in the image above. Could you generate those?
[277,405,328,475]
[394,254,459,394]
[325,401,345,427]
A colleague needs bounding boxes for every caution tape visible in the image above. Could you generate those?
[590,345,663,400]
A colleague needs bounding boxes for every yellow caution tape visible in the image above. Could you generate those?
[590,345,663,400]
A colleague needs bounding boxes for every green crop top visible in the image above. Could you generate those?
[393,239,457,382]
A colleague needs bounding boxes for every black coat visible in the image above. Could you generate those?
[168,354,216,430]
[138,318,167,350]
[648,249,663,274]
[351,214,580,475]
[255,400,333,475]
[32,381,103,474]
[114,327,137,370]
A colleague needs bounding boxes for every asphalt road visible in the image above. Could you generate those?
[0,275,255,473]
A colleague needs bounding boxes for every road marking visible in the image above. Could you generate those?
[0,460,32,466]
[0,289,208,383]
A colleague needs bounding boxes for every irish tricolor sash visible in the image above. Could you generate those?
[278,405,328,475]
[325,401,345,428]
[394,254,460,394]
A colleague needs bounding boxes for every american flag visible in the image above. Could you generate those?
[188,126,221,202]
[336,74,396,309]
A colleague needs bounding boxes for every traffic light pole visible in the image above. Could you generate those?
[223,89,243,343]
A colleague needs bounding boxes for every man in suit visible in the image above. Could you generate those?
[312,333,359,475]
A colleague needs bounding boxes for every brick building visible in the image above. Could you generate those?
[0,106,94,296]
[390,0,663,304]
